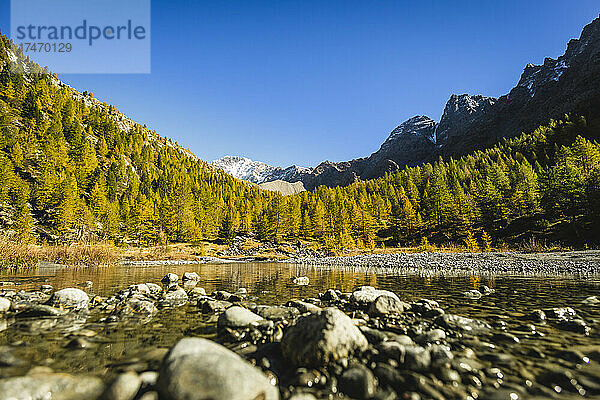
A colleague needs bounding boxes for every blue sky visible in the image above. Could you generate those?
[1,1,598,167]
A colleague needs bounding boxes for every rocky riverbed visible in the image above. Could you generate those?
[289,251,600,276]
[0,266,599,400]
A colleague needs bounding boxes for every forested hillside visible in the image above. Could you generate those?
[0,36,276,245]
[1,35,599,252]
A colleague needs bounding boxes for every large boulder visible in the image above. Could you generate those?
[158,337,279,400]
[0,372,104,400]
[281,307,368,368]
[217,306,264,329]
[47,288,90,309]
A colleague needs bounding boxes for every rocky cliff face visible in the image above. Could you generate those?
[439,15,600,158]
[295,16,600,189]
[212,16,600,190]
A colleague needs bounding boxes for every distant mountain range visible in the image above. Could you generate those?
[214,16,600,190]
[211,156,311,184]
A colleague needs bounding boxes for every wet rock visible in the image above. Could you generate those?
[463,290,482,299]
[435,313,490,334]
[480,388,524,399]
[339,364,377,399]
[0,373,104,400]
[118,298,158,316]
[287,300,321,313]
[545,307,578,320]
[0,297,10,312]
[218,306,265,329]
[379,341,407,362]
[40,284,53,293]
[47,288,90,309]
[146,283,162,295]
[411,299,441,314]
[182,272,200,282]
[160,287,188,307]
[158,337,279,400]
[415,328,446,344]
[128,284,151,296]
[322,289,340,302]
[527,309,546,322]
[15,303,68,318]
[438,366,461,384]
[556,349,590,364]
[480,285,495,295]
[228,294,245,302]
[139,392,159,400]
[429,344,454,367]
[102,371,142,400]
[289,394,317,400]
[281,307,368,368]
[292,276,310,285]
[582,295,600,305]
[189,287,207,297]
[351,286,400,306]
[140,371,159,386]
[0,347,24,367]
[213,290,233,300]
[255,305,299,321]
[65,337,95,349]
[492,332,520,344]
[368,295,408,316]
[558,318,591,335]
[360,327,412,345]
[403,346,432,371]
[161,273,179,285]
[200,299,232,313]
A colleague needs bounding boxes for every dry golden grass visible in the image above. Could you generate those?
[517,237,571,253]
[0,236,119,268]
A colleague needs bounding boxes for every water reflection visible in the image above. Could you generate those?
[0,262,599,377]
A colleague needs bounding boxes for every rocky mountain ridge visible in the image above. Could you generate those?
[221,16,600,190]
[211,156,312,184]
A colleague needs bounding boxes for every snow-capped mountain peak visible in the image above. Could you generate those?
[211,156,312,184]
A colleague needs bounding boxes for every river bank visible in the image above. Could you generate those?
[288,250,600,276]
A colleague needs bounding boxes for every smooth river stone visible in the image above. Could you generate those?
[0,372,104,400]
[47,288,90,309]
[158,337,279,400]
[281,307,368,368]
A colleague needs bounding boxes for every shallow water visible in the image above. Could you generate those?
[1,262,599,384]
